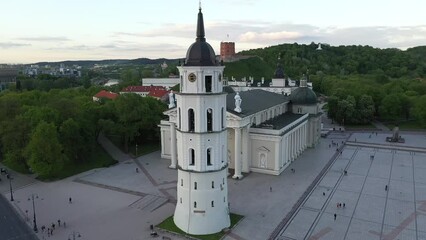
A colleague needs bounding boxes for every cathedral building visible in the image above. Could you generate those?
[159,6,322,185]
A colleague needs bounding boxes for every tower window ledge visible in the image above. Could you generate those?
[193,210,206,213]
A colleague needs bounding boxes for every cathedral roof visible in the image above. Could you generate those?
[226,89,290,117]
[184,8,217,66]
[290,86,317,105]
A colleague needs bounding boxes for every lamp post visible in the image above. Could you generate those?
[7,174,14,201]
[135,143,138,156]
[68,231,82,240]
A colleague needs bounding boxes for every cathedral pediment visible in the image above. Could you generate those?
[257,146,270,152]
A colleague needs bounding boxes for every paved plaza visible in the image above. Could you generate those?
[277,138,426,240]
[1,130,426,240]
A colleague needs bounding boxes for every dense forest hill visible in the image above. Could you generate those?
[239,43,426,79]
[223,57,274,80]
[229,43,426,127]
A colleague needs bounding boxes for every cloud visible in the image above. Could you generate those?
[0,42,31,48]
[16,36,70,42]
[240,31,303,42]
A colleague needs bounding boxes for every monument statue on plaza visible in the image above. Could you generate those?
[386,125,405,143]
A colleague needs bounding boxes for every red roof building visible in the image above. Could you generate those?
[120,86,169,100]
[93,90,119,102]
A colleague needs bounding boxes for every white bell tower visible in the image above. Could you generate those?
[173,6,230,235]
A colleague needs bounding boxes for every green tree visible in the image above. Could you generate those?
[25,121,65,178]
[357,95,375,124]
[60,118,84,162]
[379,94,403,121]
[413,95,426,127]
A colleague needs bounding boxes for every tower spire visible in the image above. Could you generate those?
[196,3,206,42]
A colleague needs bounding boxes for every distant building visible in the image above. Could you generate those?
[220,41,235,61]
[92,90,119,102]
[24,64,81,78]
[142,78,180,89]
[120,85,169,100]
[0,67,18,91]
[226,62,313,96]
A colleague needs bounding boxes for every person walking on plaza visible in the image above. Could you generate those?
[57,219,61,227]
[334,213,337,220]
[69,197,72,204]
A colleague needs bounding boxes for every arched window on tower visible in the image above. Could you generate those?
[207,148,212,166]
[207,108,213,132]
[189,148,195,166]
[211,201,214,207]
[188,108,195,132]
[205,76,212,92]
[194,182,197,190]
[221,107,224,129]
[194,201,197,208]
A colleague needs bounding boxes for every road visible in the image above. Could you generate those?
[0,194,39,240]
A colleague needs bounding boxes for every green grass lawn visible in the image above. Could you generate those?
[41,143,117,180]
[107,135,160,157]
[157,213,244,240]
[386,120,426,130]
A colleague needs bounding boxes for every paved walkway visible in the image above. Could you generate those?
[372,120,391,131]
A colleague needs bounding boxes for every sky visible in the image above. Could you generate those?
[1,0,426,64]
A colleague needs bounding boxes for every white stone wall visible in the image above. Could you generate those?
[174,169,230,235]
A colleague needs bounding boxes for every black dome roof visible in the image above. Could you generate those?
[291,87,317,105]
[185,8,217,66]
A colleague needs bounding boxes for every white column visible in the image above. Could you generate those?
[292,131,295,161]
[299,127,302,153]
[169,123,177,168]
[241,125,250,173]
[233,127,243,179]
[286,136,289,163]
[304,124,307,149]
[275,141,280,171]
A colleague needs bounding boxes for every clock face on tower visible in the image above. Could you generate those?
[188,73,197,82]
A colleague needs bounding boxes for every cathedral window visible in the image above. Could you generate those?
[194,182,197,190]
[211,181,214,189]
[211,201,214,207]
[181,179,183,186]
[180,198,182,204]
[194,201,197,208]
[221,145,224,163]
[188,108,195,132]
[207,108,213,132]
[189,148,195,166]
[207,148,212,166]
[205,76,212,92]
[221,108,224,129]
